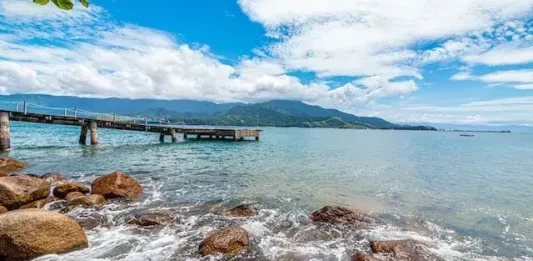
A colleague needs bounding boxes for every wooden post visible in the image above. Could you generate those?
[170,129,177,143]
[159,133,165,143]
[23,101,27,115]
[89,121,99,145]
[79,125,88,145]
[0,112,10,151]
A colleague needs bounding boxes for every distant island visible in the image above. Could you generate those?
[0,95,437,131]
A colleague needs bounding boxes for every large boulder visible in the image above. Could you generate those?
[40,173,66,185]
[368,240,442,261]
[91,171,143,199]
[0,158,26,173]
[53,182,90,199]
[310,206,378,228]
[0,209,88,261]
[67,194,107,207]
[199,227,249,257]
[0,176,50,210]
[224,204,257,217]
[0,205,7,214]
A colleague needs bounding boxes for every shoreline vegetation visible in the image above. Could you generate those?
[1,157,443,261]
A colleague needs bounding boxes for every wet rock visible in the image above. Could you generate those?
[0,209,88,261]
[352,252,380,261]
[0,158,26,173]
[0,175,50,210]
[0,205,7,214]
[65,191,85,201]
[369,240,442,261]
[224,204,257,217]
[73,213,111,230]
[53,182,90,199]
[91,171,143,199]
[199,227,250,257]
[40,173,66,185]
[0,172,7,177]
[127,213,177,227]
[310,206,378,228]
[19,198,52,209]
[67,194,107,207]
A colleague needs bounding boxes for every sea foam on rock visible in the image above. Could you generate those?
[91,171,143,199]
[310,205,378,228]
[0,175,50,210]
[0,209,88,261]
[199,227,250,258]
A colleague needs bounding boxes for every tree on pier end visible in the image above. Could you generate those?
[33,0,89,10]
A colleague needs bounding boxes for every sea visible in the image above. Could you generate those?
[4,122,533,260]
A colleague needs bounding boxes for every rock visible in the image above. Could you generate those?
[0,158,26,173]
[199,227,249,257]
[53,182,90,199]
[72,213,111,230]
[369,240,442,261]
[40,173,66,184]
[91,171,143,199]
[68,194,107,207]
[0,172,7,177]
[0,205,7,214]
[127,213,177,227]
[19,198,51,209]
[0,209,88,261]
[352,252,380,261]
[310,206,378,228]
[224,204,257,217]
[65,191,85,201]
[0,176,51,210]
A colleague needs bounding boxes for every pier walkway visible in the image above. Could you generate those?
[0,100,261,151]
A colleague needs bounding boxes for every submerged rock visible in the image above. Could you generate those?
[368,240,442,261]
[40,173,66,185]
[224,204,257,217]
[0,205,7,214]
[0,158,26,173]
[53,182,90,199]
[127,213,177,227]
[19,198,53,209]
[310,206,378,228]
[91,171,143,199]
[0,209,88,261]
[67,194,107,207]
[0,175,50,210]
[199,227,250,257]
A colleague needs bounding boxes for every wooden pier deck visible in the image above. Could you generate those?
[0,105,261,151]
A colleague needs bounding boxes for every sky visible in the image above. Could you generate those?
[0,0,533,126]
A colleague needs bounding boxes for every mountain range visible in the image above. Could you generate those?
[0,94,436,130]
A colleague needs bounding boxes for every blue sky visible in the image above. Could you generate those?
[1,0,533,125]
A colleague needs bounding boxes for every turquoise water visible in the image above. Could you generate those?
[5,122,533,260]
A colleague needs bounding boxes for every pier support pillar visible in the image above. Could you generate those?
[79,125,88,145]
[89,121,99,145]
[170,129,177,143]
[159,133,165,143]
[0,112,10,151]
[196,135,201,140]
[184,134,188,140]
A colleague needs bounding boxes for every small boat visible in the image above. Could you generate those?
[460,134,475,137]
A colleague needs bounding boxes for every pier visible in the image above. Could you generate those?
[0,101,261,151]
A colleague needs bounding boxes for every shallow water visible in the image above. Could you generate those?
[4,122,533,260]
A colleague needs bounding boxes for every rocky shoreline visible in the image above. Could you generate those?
[1,157,444,261]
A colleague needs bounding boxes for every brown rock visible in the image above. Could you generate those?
[0,172,7,177]
[0,176,50,210]
[127,213,177,227]
[0,158,26,173]
[0,205,7,214]
[370,240,442,261]
[199,227,249,257]
[224,204,257,217]
[40,173,66,184]
[53,182,90,199]
[65,191,85,201]
[0,209,88,261]
[352,252,380,261]
[19,198,51,209]
[91,171,143,199]
[68,194,107,207]
[310,206,378,228]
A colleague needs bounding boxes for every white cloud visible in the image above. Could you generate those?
[463,44,533,66]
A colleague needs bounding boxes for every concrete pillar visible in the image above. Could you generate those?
[0,112,10,151]
[79,125,88,145]
[184,134,188,139]
[89,121,99,145]
[170,129,177,143]
[159,133,165,143]
[196,135,201,140]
